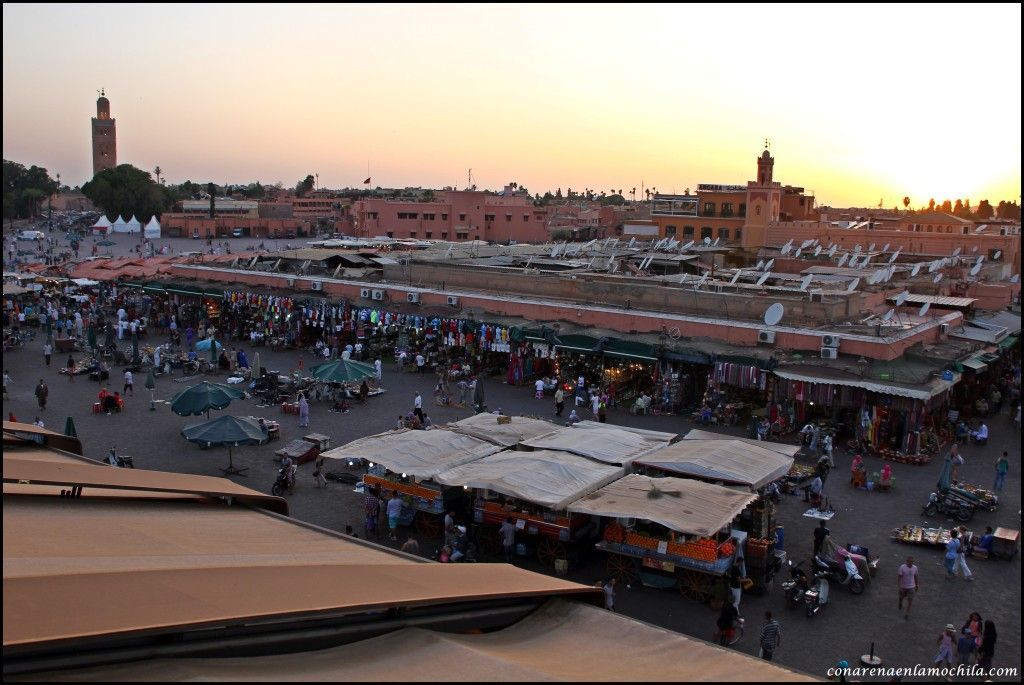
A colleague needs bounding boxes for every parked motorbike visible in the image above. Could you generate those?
[271,466,294,497]
[813,554,865,594]
[106,448,134,468]
[782,560,829,617]
[923,491,974,522]
[780,561,809,609]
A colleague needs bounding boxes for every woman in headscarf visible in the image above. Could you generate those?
[298,392,309,428]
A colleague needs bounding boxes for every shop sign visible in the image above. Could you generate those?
[642,557,675,572]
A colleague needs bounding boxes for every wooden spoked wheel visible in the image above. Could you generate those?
[475,525,502,556]
[607,553,639,584]
[537,538,567,567]
[677,569,713,602]
[414,511,443,539]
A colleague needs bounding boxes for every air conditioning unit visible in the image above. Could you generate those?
[822,334,840,348]
[757,330,776,344]
[446,295,460,307]
[285,278,295,288]
[406,292,420,303]
[820,347,839,360]
[371,289,384,301]
[939,323,950,335]
[359,288,371,299]
[310,280,323,291]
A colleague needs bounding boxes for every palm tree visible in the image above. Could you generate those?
[154,166,163,184]
[902,196,910,212]
[644,189,650,201]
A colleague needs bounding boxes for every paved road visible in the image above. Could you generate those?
[3,322,1019,681]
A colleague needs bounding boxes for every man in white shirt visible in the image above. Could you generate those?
[415,353,426,373]
[971,422,989,445]
[123,369,134,395]
[341,347,352,361]
[397,349,407,371]
[374,359,382,381]
[413,392,423,421]
[535,378,545,399]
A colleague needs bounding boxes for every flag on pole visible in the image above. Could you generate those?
[363,177,371,185]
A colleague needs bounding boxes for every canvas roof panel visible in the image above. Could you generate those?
[319,428,502,478]
[636,439,795,490]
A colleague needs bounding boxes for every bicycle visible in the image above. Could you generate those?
[716,617,745,647]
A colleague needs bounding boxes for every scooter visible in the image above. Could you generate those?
[813,554,865,594]
[271,466,294,497]
[923,491,974,522]
[780,561,809,609]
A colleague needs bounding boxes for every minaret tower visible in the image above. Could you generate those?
[91,89,117,176]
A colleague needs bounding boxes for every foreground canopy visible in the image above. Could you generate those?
[636,439,795,490]
[567,474,757,538]
[320,429,501,479]
[434,450,624,511]
[520,420,675,465]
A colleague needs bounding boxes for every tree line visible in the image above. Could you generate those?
[902,196,1019,221]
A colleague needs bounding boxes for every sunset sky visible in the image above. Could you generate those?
[3,3,1020,207]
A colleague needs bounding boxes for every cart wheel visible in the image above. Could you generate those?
[414,511,443,539]
[677,569,713,603]
[475,525,502,556]
[607,553,639,584]
[537,539,567,567]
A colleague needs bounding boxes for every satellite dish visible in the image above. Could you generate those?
[780,244,792,256]
[730,269,742,285]
[882,309,895,322]
[970,262,982,277]
[756,272,771,287]
[703,237,712,245]
[853,244,862,253]
[895,290,909,306]
[794,248,802,258]
[976,255,985,265]
[1010,274,1020,283]
[681,240,694,250]
[765,258,775,270]
[828,244,837,257]
[933,273,943,284]
[800,274,812,291]
[763,303,785,326]
[918,302,930,316]
[868,269,882,284]
[993,250,1001,260]
[889,249,901,263]
[971,245,978,253]
[868,243,876,252]
[910,263,921,277]
[845,277,860,293]
[951,247,961,257]
[713,237,721,246]
[695,274,709,289]
[679,273,688,284]
[927,260,938,273]
[882,243,890,253]
[814,245,822,256]
[837,253,849,267]
[755,259,765,269]
[627,237,636,249]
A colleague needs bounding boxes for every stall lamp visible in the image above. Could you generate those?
[464,485,470,491]
[347,460,354,467]
[809,401,815,406]
[367,461,375,468]
[401,473,407,478]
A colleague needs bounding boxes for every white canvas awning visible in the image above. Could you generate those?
[568,474,757,538]
[772,368,955,400]
[144,216,161,238]
[520,422,675,465]
[447,414,562,448]
[125,215,142,233]
[434,450,625,511]
[110,215,128,233]
[319,429,500,479]
[635,439,795,490]
[90,216,112,229]
[71,278,100,287]
[681,429,801,457]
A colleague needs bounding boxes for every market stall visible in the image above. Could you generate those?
[519,421,676,465]
[434,450,625,568]
[569,474,756,603]
[448,413,561,448]
[321,428,501,537]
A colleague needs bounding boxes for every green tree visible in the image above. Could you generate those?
[82,164,168,220]
[551,229,571,241]
[295,174,315,198]
[927,198,936,211]
[2,159,60,219]
[902,196,910,212]
[420,189,436,202]
[975,199,994,219]
[939,199,952,213]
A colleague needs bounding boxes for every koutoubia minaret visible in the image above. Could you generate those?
[91,89,117,176]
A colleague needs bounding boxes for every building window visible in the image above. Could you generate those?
[397,212,419,219]
[386,231,394,238]
[665,225,677,237]
[484,214,496,221]
[505,214,512,222]
[734,228,742,241]
[523,214,529,222]
[425,232,432,239]
[474,235,480,241]
[683,226,694,237]
[701,226,713,239]
[423,213,435,221]
[459,213,466,222]
[456,231,468,239]
[718,227,729,239]
[367,212,379,219]
[720,203,733,217]
[739,203,746,217]
[441,213,448,221]
[702,202,716,217]
[441,232,448,239]
[409,231,417,238]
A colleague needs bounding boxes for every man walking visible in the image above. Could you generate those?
[123,369,134,396]
[34,379,48,410]
[413,392,423,422]
[374,358,382,382]
[813,520,830,558]
[759,611,782,660]
[602,577,617,612]
[897,555,918,619]
[3,369,11,400]
[43,341,52,367]
[499,516,517,563]
[554,386,565,417]
[415,351,426,374]
[994,452,1009,492]
[954,526,974,582]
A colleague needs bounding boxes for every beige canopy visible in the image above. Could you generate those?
[567,474,757,538]
[17,599,812,681]
[434,450,624,511]
[636,439,795,490]
[448,414,561,447]
[682,428,801,457]
[520,422,675,465]
[319,429,501,479]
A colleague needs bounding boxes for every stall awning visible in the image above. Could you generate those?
[998,335,1019,351]
[662,348,711,365]
[772,367,955,401]
[567,474,757,538]
[205,287,225,297]
[320,429,501,479]
[520,421,675,466]
[960,356,988,372]
[553,334,600,354]
[449,414,562,448]
[120,281,144,289]
[635,439,794,490]
[604,340,657,361]
[142,282,166,294]
[164,285,206,297]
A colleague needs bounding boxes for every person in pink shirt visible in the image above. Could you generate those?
[897,555,919,620]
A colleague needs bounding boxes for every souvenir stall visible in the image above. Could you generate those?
[321,428,502,538]
[294,298,346,350]
[656,350,712,414]
[575,474,755,604]
[599,342,659,410]
[221,290,300,349]
[509,332,558,387]
[689,359,770,426]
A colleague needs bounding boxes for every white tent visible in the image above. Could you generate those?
[125,215,142,234]
[143,216,161,239]
[111,215,128,233]
[320,429,501,479]
[90,216,112,234]
[519,421,675,466]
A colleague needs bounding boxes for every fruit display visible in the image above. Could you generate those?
[871,447,931,466]
[890,524,958,547]
[950,484,998,510]
[365,475,440,501]
[603,522,625,543]
[787,464,816,480]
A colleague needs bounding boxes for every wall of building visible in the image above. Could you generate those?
[160,214,303,239]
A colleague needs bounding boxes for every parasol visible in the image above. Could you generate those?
[181,415,267,476]
[63,416,78,438]
[170,381,246,418]
[308,359,377,384]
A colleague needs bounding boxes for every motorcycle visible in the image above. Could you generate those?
[923,491,974,522]
[814,554,865,594]
[782,560,829,617]
[106,449,134,468]
[780,561,809,609]
[271,466,294,497]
